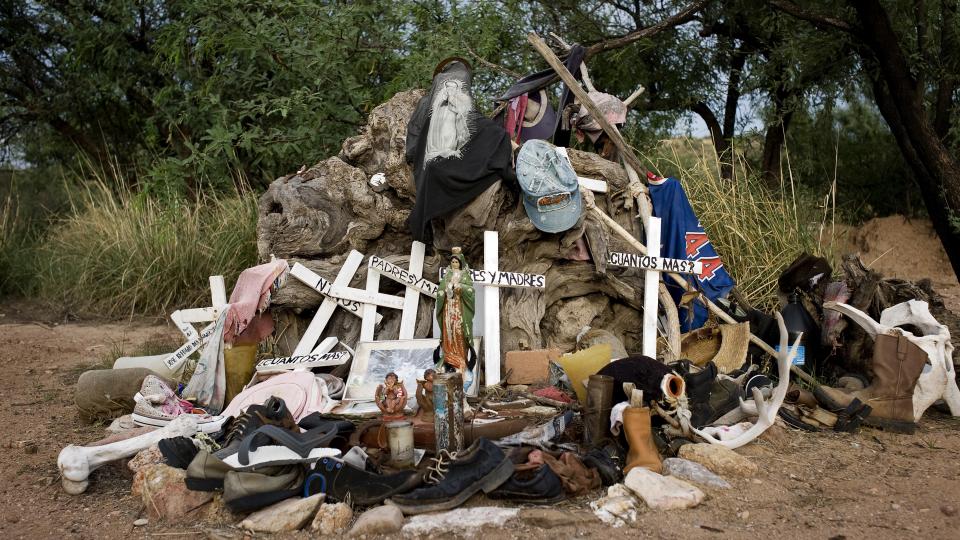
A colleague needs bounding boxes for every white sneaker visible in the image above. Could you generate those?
[131,375,226,433]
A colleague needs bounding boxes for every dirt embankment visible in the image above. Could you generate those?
[838,215,960,312]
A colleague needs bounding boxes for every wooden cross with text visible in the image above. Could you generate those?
[438,231,546,386]
[605,216,702,357]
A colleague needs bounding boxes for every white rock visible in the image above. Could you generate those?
[349,505,404,536]
[311,502,353,535]
[624,468,705,510]
[240,495,324,533]
[590,485,638,528]
[402,507,519,535]
[678,443,759,476]
[662,457,732,489]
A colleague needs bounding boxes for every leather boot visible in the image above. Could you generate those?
[814,333,926,434]
[584,375,614,447]
[622,406,662,474]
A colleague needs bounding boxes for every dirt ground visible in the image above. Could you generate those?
[1,215,959,539]
[0,304,957,540]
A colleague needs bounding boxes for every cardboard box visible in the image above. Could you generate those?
[504,348,562,384]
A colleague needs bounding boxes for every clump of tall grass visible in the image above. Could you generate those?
[0,187,38,296]
[641,139,835,312]
[33,173,258,317]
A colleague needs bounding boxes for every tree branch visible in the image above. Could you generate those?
[462,43,520,79]
[583,0,714,57]
[767,0,856,34]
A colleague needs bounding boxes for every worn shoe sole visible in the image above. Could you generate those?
[132,412,227,433]
[813,387,916,434]
[184,477,224,492]
[387,457,515,515]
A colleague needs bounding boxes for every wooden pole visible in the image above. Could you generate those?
[527,33,648,178]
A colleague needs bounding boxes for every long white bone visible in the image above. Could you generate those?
[58,415,198,494]
[825,299,960,420]
[692,313,797,449]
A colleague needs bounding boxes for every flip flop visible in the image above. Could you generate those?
[222,425,341,470]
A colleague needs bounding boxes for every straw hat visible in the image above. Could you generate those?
[680,321,751,374]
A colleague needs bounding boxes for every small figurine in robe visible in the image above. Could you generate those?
[375,372,407,418]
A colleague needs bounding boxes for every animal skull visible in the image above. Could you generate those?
[58,415,198,494]
[691,312,798,449]
[823,299,960,421]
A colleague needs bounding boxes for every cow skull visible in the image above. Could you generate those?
[691,313,798,449]
[823,299,960,420]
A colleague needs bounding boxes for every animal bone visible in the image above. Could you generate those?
[58,415,198,494]
[824,299,960,420]
[692,313,797,449]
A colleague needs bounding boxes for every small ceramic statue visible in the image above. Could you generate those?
[436,247,475,377]
[375,372,407,419]
[415,368,436,421]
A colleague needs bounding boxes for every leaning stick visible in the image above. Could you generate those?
[529,32,815,385]
[592,205,816,385]
[528,33,647,179]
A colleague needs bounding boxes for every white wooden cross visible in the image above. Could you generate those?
[290,252,374,355]
[162,275,228,373]
[438,231,546,387]
[365,241,438,341]
[605,216,702,357]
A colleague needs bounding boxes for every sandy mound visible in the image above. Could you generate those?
[843,215,960,312]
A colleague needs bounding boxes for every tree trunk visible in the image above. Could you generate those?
[853,1,960,278]
[691,102,731,178]
[760,85,793,187]
[260,90,659,360]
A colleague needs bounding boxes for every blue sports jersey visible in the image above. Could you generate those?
[647,174,736,331]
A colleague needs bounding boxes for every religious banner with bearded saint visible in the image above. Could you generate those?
[404,58,517,242]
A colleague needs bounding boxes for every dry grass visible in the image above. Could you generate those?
[640,139,836,311]
[32,173,258,317]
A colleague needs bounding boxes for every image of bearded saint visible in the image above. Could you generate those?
[424,76,473,163]
[435,247,475,375]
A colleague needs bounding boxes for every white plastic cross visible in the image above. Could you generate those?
[360,242,431,341]
[163,276,228,372]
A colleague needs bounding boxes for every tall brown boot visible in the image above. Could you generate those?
[814,333,927,434]
[622,406,662,474]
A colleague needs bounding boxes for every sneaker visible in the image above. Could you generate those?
[387,438,514,515]
[223,464,307,513]
[131,375,226,433]
[487,464,564,504]
[213,396,299,458]
[304,457,422,506]
[158,436,200,469]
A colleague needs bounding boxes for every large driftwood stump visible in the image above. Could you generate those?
[258,90,657,368]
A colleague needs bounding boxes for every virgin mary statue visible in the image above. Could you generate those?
[435,247,475,373]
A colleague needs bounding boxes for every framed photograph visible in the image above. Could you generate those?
[343,338,482,401]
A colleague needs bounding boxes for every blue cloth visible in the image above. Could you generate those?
[647,175,735,331]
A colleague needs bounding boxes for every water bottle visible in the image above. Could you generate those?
[778,291,819,373]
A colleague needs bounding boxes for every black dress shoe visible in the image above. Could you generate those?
[304,457,422,506]
[387,438,514,515]
[487,464,564,504]
[582,443,623,486]
[158,436,199,469]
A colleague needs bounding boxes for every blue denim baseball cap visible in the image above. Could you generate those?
[516,140,582,233]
